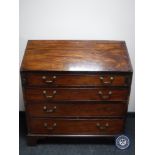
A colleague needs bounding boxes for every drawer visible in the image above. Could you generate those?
[30,118,124,135]
[27,103,127,117]
[24,88,129,101]
[22,73,130,87]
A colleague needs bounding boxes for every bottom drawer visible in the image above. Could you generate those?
[30,119,125,135]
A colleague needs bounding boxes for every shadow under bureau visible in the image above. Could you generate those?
[20,40,132,145]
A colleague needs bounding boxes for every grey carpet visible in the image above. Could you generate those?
[19,114,135,155]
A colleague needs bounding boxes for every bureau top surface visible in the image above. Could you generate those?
[21,40,132,72]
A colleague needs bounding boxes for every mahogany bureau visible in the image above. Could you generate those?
[20,40,132,146]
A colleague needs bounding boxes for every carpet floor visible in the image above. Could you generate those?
[19,114,135,155]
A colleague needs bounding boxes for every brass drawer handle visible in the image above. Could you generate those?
[98,91,112,99]
[44,122,57,130]
[42,75,56,83]
[43,106,57,113]
[96,122,109,130]
[43,90,56,99]
[99,76,114,85]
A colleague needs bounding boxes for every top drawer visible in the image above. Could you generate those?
[21,72,130,87]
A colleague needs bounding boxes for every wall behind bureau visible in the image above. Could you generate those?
[19,0,135,112]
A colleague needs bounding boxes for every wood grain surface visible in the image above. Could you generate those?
[21,40,132,72]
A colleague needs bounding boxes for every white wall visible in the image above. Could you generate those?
[19,0,135,111]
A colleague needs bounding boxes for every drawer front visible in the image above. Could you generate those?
[24,88,129,101]
[23,73,130,87]
[27,103,127,117]
[30,119,124,135]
